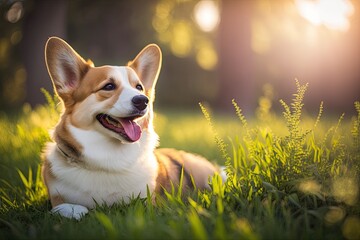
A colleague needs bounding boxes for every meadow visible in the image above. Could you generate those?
[0,81,359,240]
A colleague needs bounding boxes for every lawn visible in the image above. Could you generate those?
[0,82,359,240]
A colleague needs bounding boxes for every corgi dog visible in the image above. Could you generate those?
[42,37,224,220]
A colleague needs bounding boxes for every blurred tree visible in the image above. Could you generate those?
[217,0,360,114]
[22,0,67,106]
[1,0,219,110]
[150,0,219,108]
[0,0,26,110]
[67,0,155,65]
[217,0,256,113]
[1,0,358,114]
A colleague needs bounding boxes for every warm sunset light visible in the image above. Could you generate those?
[295,0,354,31]
[194,0,220,32]
[1,1,360,239]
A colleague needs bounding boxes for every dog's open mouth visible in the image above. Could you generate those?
[96,114,142,142]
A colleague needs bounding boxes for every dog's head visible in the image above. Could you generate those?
[45,37,161,143]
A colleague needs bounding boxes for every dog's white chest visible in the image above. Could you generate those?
[53,164,155,207]
[49,153,158,208]
[46,127,159,208]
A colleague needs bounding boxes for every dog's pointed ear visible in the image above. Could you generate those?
[45,37,90,100]
[128,44,162,97]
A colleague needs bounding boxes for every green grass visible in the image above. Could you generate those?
[0,82,359,240]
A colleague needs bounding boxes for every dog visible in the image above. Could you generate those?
[42,37,225,220]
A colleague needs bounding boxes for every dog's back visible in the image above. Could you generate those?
[155,148,219,194]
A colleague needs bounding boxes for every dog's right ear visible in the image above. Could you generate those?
[45,37,90,100]
[128,44,162,100]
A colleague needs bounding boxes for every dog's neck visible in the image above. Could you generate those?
[53,123,159,173]
[56,144,78,162]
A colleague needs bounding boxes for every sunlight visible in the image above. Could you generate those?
[342,216,360,240]
[332,176,359,205]
[324,207,345,225]
[196,40,217,70]
[298,179,322,195]
[194,0,220,32]
[295,0,354,31]
[6,2,24,23]
[170,21,192,57]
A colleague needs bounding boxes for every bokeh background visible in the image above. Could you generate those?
[1,0,359,115]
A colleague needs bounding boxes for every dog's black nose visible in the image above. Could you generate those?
[132,95,149,111]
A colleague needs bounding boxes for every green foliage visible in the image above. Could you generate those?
[218,80,358,206]
[0,84,359,240]
[351,101,360,161]
[279,79,311,178]
[0,166,47,213]
[0,89,60,186]
[199,103,232,175]
[200,80,359,239]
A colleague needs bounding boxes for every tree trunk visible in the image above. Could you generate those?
[22,0,67,106]
[217,0,255,114]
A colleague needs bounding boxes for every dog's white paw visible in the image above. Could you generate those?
[51,203,89,220]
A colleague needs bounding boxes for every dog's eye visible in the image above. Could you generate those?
[102,83,116,91]
[135,84,143,91]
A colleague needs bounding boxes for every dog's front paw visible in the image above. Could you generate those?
[51,203,89,220]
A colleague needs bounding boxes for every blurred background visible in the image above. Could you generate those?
[0,0,359,115]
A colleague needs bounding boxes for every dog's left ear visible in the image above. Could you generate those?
[128,44,162,98]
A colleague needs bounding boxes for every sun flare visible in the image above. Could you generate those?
[194,0,220,32]
[295,0,354,31]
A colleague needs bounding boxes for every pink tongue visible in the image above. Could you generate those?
[119,119,142,142]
